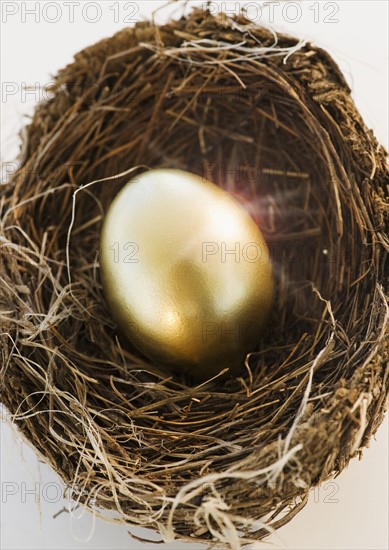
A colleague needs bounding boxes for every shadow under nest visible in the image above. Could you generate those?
[1,9,388,548]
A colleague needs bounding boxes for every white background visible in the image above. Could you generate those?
[1,1,388,549]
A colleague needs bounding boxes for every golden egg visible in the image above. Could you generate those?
[100,169,273,380]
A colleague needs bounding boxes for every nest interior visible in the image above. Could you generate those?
[1,8,388,548]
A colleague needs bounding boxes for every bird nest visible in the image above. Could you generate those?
[1,8,388,549]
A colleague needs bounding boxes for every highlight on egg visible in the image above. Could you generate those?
[100,168,274,380]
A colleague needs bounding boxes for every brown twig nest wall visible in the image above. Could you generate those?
[1,8,388,548]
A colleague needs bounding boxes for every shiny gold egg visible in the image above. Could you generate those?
[100,169,274,380]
